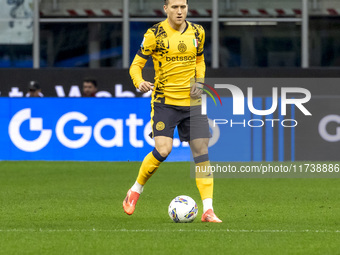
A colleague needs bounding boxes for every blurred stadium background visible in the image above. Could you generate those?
[3,0,340,68]
[1,2,340,254]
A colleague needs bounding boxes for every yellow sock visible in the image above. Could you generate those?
[136,150,165,185]
[195,161,214,200]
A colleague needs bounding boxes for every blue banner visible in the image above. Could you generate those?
[0,98,292,161]
[0,98,191,161]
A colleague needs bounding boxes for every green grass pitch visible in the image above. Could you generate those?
[0,161,339,254]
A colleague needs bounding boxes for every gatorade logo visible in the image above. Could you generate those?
[7,108,196,152]
[8,108,52,152]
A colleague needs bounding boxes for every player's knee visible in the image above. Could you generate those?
[190,138,209,157]
[157,146,172,158]
[198,147,208,156]
[155,138,173,158]
[193,148,208,158]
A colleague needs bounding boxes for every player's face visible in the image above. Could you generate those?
[164,0,188,28]
[83,82,97,97]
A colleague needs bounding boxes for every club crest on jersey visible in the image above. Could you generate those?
[156,121,165,131]
[178,41,187,53]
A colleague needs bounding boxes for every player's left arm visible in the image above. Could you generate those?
[196,25,206,81]
[191,26,206,99]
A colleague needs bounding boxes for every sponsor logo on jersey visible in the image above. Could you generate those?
[165,55,196,62]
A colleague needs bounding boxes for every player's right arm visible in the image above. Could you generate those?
[129,28,156,92]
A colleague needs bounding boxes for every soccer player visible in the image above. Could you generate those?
[123,0,222,223]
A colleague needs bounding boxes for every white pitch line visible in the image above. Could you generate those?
[0,229,339,233]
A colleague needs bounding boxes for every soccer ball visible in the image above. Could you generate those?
[168,195,198,223]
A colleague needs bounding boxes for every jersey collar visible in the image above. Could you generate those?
[181,21,189,34]
[164,19,189,34]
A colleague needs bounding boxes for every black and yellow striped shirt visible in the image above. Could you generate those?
[130,19,206,106]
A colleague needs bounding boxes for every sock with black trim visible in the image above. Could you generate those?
[194,154,214,207]
[135,148,167,187]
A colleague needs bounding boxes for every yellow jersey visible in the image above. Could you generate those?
[130,19,206,106]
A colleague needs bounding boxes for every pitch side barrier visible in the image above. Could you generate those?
[1,68,340,98]
[0,98,190,161]
[0,69,339,161]
[0,96,339,161]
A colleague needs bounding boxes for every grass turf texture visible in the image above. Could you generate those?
[0,161,339,255]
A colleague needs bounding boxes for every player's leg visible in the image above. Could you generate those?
[180,105,221,222]
[134,136,172,191]
[189,138,221,223]
[123,136,172,215]
[190,137,212,204]
[123,103,176,215]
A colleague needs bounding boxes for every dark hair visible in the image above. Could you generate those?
[28,81,40,90]
[164,0,188,5]
[83,77,97,87]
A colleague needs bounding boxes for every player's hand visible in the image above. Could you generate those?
[139,81,154,93]
[190,83,203,99]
